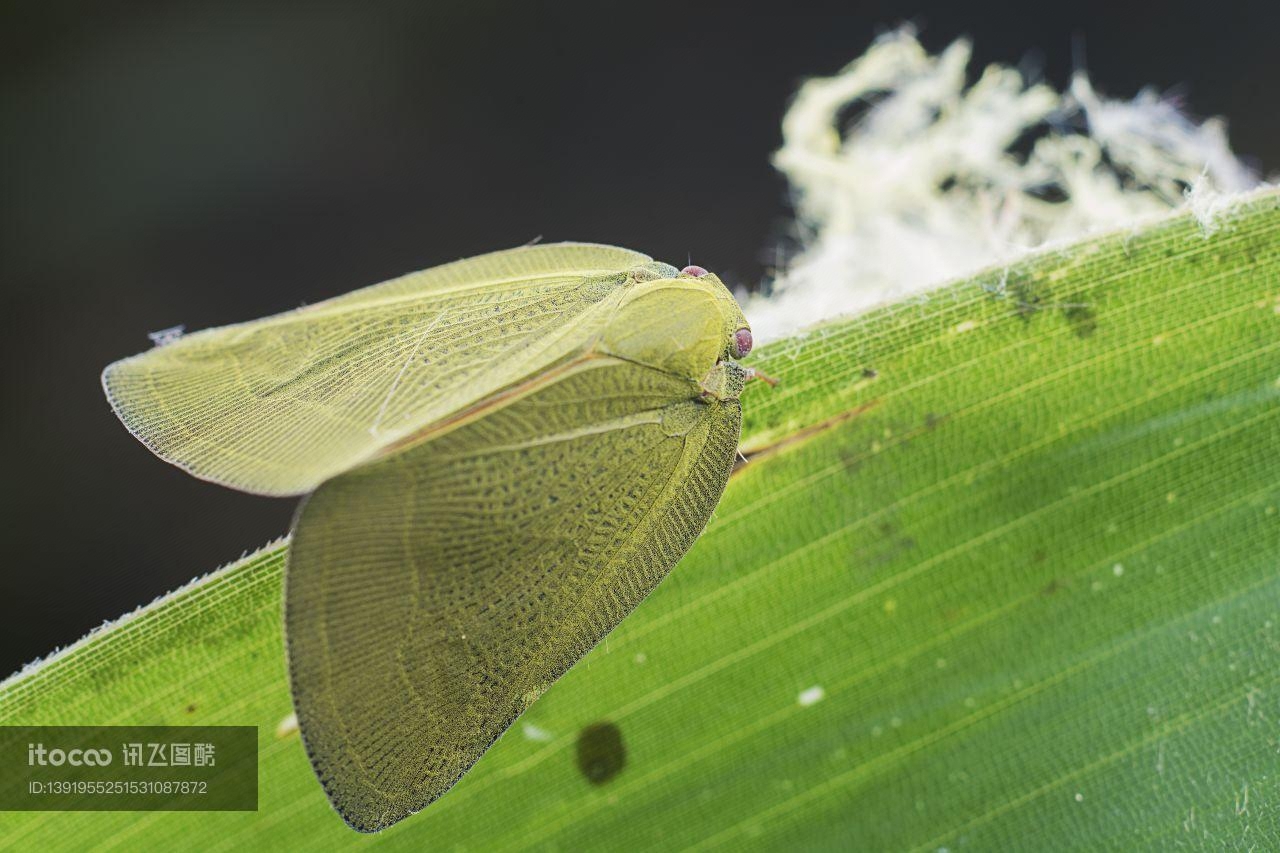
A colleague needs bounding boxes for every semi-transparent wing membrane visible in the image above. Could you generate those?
[101,243,652,496]
[284,356,741,831]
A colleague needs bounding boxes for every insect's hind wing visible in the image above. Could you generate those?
[101,243,650,497]
[284,356,741,832]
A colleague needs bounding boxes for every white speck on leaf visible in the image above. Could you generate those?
[275,712,298,739]
[522,723,553,742]
[797,686,826,707]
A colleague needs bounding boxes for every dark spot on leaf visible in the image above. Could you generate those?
[1012,280,1047,321]
[576,721,625,785]
[185,703,197,714]
[861,367,878,379]
[1041,578,1067,596]
[1061,295,1097,338]
[854,535,916,573]
[838,447,864,472]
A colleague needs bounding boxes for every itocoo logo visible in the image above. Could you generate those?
[27,743,113,766]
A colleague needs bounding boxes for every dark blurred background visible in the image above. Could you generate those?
[2,0,1277,676]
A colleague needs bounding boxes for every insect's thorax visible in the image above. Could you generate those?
[598,272,747,393]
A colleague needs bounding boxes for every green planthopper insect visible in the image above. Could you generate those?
[102,243,757,832]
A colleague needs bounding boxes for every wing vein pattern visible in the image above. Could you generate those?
[285,357,741,831]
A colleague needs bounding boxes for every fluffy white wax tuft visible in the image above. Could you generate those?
[748,28,1265,342]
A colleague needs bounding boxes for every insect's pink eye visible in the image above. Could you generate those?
[680,265,709,278]
[733,327,753,358]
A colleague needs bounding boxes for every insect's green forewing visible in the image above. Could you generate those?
[101,243,751,832]
[101,244,654,496]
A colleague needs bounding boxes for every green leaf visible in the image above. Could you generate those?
[4,191,1278,850]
